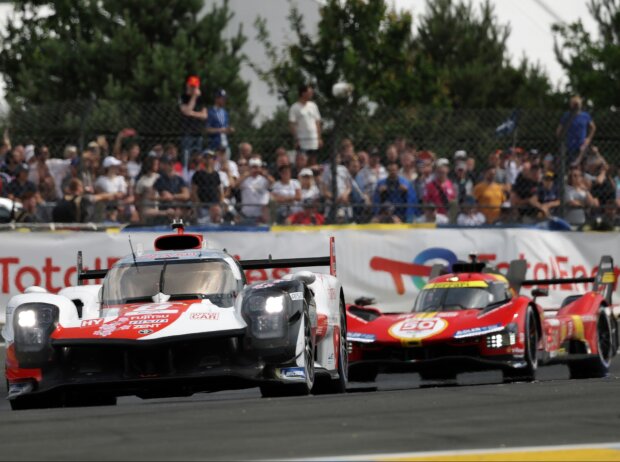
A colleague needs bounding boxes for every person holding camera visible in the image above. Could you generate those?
[239,156,274,224]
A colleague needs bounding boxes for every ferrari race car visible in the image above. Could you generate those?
[347,255,618,384]
[3,222,348,410]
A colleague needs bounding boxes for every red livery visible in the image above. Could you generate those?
[346,255,619,383]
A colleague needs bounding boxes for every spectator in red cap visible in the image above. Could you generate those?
[179,75,208,172]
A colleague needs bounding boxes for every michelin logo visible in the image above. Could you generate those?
[278,367,306,381]
[454,323,503,339]
[347,332,376,343]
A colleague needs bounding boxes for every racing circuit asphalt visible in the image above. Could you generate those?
[0,348,619,461]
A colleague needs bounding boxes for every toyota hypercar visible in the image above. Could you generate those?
[3,222,348,409]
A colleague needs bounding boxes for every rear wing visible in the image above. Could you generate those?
[238,236,337,275]
[520,255,615,305]
[76,251,107,285]
[76,236,338,285]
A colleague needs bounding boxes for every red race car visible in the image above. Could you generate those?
[346,255,619,384]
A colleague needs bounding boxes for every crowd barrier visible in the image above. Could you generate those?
[1,226,619,324]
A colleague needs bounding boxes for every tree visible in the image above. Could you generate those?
[553,0,620,108]
[253,0,420,118]
[415,0,556,109]
[0,0,249,111]
[254,0,556,115]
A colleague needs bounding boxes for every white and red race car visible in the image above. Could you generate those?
[3,222,347,409]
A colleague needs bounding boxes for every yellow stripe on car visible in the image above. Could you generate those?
[571,315,585,340]
[424,281,488,289]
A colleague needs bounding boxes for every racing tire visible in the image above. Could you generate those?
[260,310,315,398]
[503,308,538,383]
[568,310,613,379]
[312,298,349,395]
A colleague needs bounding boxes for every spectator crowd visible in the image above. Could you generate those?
[1,86,618,230]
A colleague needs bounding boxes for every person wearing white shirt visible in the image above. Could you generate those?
[289,84,322,154]
[298,168,320,203]
[414,204,449,225]
[47,145,77,197]
[456,196,486,226]
[95,156,128,197]
[271,165,301,222]
[239,157,274,223]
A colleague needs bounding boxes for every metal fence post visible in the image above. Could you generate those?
[557,111,577,220]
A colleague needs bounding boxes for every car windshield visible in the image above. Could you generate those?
[413,281,511,312]
[102,259,239,306]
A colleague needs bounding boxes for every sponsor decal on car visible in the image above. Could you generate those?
[93,317,129,337]
[134,325,160,330]
[129,314,170,320]
[81,319,103,327]
[453,323,504,339]
[289,292,304,301]
[389,317,448,340]
[138,329,153,335]
[253,281,283,289]
[436,312,459,318]
[128,304,178,314]
[347,332,376,343]
[277,367,306,381]
[129,319,167,325]
[189,312,220,321]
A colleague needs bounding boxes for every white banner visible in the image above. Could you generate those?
[1,229,619,323]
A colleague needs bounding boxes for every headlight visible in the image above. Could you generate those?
[13,303,59,368]
[485,323,517,349]
[265,296,284,314]
[14,304,59,348]
[17,310,37,328]
[243,293,288,339]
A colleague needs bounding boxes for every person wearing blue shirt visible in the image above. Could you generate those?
[372,161,419,222]
[556,95,596,165]
[206,89,235,153]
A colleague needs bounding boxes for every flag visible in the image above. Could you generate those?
[495,109,520,137]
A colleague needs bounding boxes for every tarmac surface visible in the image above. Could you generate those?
[0,347,619,461]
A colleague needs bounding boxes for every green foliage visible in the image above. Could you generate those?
[253,0,419,119]
[553,0,620,108]
[415,0,556,109]
[253,0,557,116]
[0,0,249,112]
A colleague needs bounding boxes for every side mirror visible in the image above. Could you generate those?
[290,271,316,285]
[531,288,548,298]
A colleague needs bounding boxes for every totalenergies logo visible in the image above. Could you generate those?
[370,247,457,295]
[371,249,619,296]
